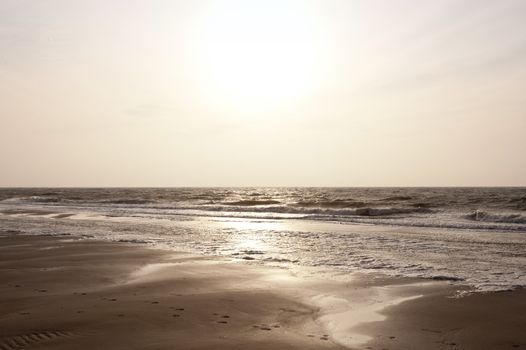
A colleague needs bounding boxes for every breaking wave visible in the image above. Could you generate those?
[223,200,281,206]
[381,196,413,201]
[171,204,432,218]
[101,199,154,205]
[295,199,367,208]
[353,207,431,216]
[467,210,526,224]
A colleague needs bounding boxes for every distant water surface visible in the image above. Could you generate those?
[1,187,525,293]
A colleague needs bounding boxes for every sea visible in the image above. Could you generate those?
[1,187,525,293]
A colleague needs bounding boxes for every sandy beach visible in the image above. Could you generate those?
[1,232,524,350]
[2,0,526,346]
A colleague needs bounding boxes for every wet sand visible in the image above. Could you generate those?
[0,233,525,350]
[0,234,345,350]
[359,285,526,350]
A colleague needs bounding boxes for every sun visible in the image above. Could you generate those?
[198,1,324,111]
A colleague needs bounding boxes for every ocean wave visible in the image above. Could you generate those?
[353,207,431,216]
[18,196,62,203]
[410,202,444,208]
[101,199,154,205]
[431,275,465,281]
[232,250,265,255]
[295,199,368,208]
[38,192,59,196]
[35,197,62,203]
[263,257,299,263]
[223,200,281,206]
[381,196,413,201]
[2,195,64,204]
[174,204,431,217]
[508,196,526,202]
[117,238,151,244]
[466,210,526,224]
[508,196,526,210]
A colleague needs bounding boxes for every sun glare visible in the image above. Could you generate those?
[199,1,323,110]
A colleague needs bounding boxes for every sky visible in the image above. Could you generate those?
[1,0,525,187]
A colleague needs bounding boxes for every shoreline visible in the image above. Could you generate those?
[1,232,525,349]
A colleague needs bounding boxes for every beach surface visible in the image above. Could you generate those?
[1,233,525,350]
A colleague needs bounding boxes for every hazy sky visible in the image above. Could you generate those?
[1,0,525,186]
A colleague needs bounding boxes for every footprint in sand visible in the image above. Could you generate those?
[389,336,396,339]
[172,314,181,318]
[151,301,159,304]
[320,335,329,341]
[254,324,272,331]
[212,313,230,324]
